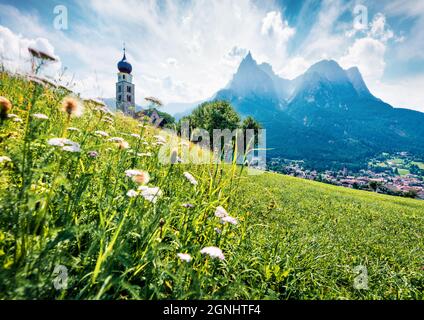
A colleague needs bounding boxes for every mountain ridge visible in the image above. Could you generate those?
[214,53,424,169]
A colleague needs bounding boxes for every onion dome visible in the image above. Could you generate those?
[117,49,132,74]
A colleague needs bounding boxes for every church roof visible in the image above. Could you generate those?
[117,49,132,74]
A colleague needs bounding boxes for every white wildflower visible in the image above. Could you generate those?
[154,135,166,143]
[95,130,109,137]
[200,246,225,260]
[131,133,141,139]
[138,186,162,203]
[108,137,124,143]
[177,253,192,262]
[137,152,152,157]
[126,189,138,198]
[125,169,143,177]
[214,206,229,218]
[67,127,80,132]
[48,138,69,147]
[221,216,238,225]
[183,172,198,185]
[0,156,12,163]
[13,117,23,123]
[32,113,49,120]
[62,144,81,153]
[47,138,80,153]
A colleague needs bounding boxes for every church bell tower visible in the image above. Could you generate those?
[116,45,135,116]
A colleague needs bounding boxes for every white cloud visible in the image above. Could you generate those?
[278,56,312,80]
[0,25,61,76]
[369,13,394,42]
[261,11,295,47]
[339,37,386,82]
[369,76,424,111]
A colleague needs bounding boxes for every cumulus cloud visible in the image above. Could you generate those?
[339,37,386,82]
[0,25,61,76]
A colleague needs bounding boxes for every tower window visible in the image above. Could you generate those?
[118,86,122,93]
[128,95,131,103]
[123,75,126,80]
[118,95,122,102]
[127,87,131,93]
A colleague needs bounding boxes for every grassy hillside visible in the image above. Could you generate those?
[0,71,423,300]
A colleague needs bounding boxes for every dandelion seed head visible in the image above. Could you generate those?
[0,96,12,119]
[200,246,225,260]
[61,97,83,117]
[118,141,130,150]
[132,171,150,185]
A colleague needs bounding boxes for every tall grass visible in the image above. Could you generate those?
[1,71,423,300]
[0,72,247,299]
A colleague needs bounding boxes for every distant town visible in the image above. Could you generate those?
[268,152,424,200]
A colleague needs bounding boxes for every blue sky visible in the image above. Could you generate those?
[1,0,424,112]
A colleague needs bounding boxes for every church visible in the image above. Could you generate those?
[115,47,165,126]
[116,47,135,116]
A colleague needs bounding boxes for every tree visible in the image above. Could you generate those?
[185,100,241,137]
[241,116,261,131]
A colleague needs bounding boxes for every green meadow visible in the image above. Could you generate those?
[0,72,423,299]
